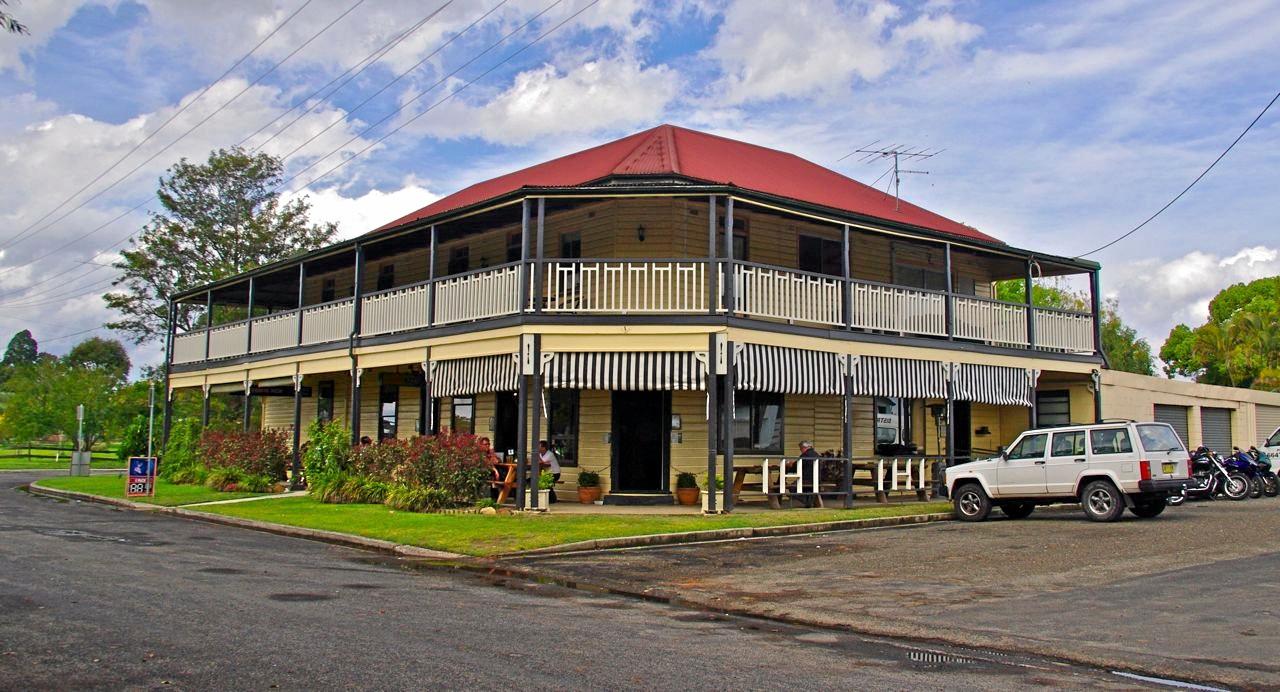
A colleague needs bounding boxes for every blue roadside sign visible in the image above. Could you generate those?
[127,456,158,497]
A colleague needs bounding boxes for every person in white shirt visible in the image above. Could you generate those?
[538,440,561,503]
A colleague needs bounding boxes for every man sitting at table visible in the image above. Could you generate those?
[791,441,822,508]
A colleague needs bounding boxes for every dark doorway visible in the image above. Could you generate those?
[493,391,520,457]
[611,391,669,492]
[952,401,972,461]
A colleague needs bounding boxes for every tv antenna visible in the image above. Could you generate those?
[843,142,942,211]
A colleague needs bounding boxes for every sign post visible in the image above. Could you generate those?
[127,457,157,498]
[70,404,90,476]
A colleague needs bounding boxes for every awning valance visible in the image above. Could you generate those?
[734,343,844,395]
[544,351,707,391]
[848,355,948,399]
[430,354,519,398]
[951,363,1039,406]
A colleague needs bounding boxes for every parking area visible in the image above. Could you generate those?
[509,500,1280,688]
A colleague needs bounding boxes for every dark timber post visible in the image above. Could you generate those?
[1093,369,1103,424]
[722,339,735,511]
[842,359,854,508]
[349,243,365,446]
[517,201,530,314]
[204,290,213,360]
[723,198,735,316]
[706,333,718,513]
[422,354,434,435]
[707,195,718,315]
[1089,269,1103,357]
[945,368,956,468]
[291,373,303,490]
[161,299,175,448]
[201,386,211,427]
[841,224,852,329]
[245,276,255,354]
[242,378,252,433]
[529,334,543,509]
[516,338,530,509]
[944,244,954,340]
[295,262,306,347]
[426,225,437,327]
[533,198,545,314]
[1025,258,1036,350]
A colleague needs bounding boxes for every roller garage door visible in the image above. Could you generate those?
[1154,404,1190,449]
[1200,407,1233,454]
[1258,405,1280,446]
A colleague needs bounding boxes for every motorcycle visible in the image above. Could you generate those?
[1166,447,1250,505]
[1245,446,1279,497]
[1225,448,1264,499]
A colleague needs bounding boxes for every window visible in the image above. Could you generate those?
[717,216,748,260]
[451,396,474,434]
[1089,428,1133,455]
[447,246,470,275]
[506,232,522,263]
[378,384,398,441]
[1137,424,1184,453]
[798,235,843,276]
[1050,430,1085,457]
[321,277,336,302]
[547,389,579,467]
[732,391,783,454]
[1007,433,1047,460]
[376,263,395,291]
[317,380,335,423]
[1036,390,1071,427]
[1268,428,1280,448]
[874,397,914,451]
[560,231,581,259]
[893,263,947,291]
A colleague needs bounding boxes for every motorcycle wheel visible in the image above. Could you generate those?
[1223,473,1251,501]
[1249,476,1263,499]
[1263,474,1279,498]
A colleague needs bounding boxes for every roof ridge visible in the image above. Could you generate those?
[612,125,678,175]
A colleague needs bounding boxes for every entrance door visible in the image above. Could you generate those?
[493,391,519,458]
[952,401,972,461]
[611,391,669,492]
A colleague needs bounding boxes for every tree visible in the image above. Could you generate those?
[0,329,39,387]
[63,336,131,383]
[0,361,120,450]
[1,1,27,35]
[1160,276,1280,390]
[105,147,337,344]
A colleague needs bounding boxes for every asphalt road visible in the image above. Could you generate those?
[512,498,1280,689]
[0,471,1158,691]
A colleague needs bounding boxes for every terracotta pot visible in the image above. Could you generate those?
[675,487,701,506]
[577,486,602,504]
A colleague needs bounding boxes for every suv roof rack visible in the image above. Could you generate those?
[1098,418,1135,424]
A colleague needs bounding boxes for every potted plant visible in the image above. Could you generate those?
[700,475,727,512]
[532,471,554,510]
[675,471,700,506]
[576,469,602,504]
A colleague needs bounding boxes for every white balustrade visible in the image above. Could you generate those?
[733,263,842,326]
[542,261,707,313]
[301,299,354,345]
[849,280,947,336]
[250,312,299,353]
[207,322,248,359]
[433,265,521,325]
[172,331,207,364]
[951,296,1028,346]
[1034,309,1094,352]
[361,282,429,336]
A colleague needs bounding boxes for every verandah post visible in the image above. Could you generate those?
[706,333,718,513]
[515,338,530,509]
[707,195,718,315]
[518,200,530,313]
[529,334,543,509]
[291,372,303,490]
[242,378,252,433]
[201,385,211,427]
[944,243,954,341]
[1089,269,1103,357]
[842,224,851,330]
[426,225,437,327]
[1025,257,1036,350]
[349,243,365,446]
[295,261,305,347]
[534,198,545,314]
[722,338,734,511]
[842,360,853,508]
[245,276,255,355]
[723,197,735,316]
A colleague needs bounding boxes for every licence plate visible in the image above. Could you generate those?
[1161,462,1176,474]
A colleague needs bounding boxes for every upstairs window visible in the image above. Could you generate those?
[893,263,947,292]
[447,247,469,275]
[798,235,843,276]
[506,232,523,263]
[560,231,581,259]
[376,263,395,291]
[716,216,748,260]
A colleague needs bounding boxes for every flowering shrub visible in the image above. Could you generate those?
[310,431,489,511]
[197,429,289,488]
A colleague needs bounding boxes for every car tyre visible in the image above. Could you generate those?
[953,483,992,522]
[1081,480,1125,522]
[1129,500,1166,518]
[999,502,1034,519]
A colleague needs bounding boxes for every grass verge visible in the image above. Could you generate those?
[195,495,952,556]
[35,474,267,507]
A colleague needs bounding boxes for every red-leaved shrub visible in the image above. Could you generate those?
[198,429,289,481]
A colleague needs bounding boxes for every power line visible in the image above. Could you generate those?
[1076,88,1280,258]
[0,0,316,251]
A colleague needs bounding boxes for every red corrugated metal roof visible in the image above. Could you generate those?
[373,124,997,243]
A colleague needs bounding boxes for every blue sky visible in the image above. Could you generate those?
[0,0,1277,371]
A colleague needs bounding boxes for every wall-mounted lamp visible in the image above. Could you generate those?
[488,417,495,431]
[670,414,682,430]
[975,426,991,436]
[636,224,646,242]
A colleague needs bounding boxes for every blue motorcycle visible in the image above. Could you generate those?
[1226,448,1263,499]
[1245,447,1279,497]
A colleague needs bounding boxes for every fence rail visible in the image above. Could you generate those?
[1034,308,1094,352]
[302,299,354,346]
[433,264,521,325]
[733,262,843,326]
[361,282,429,336]
[172,331,207,364]
[849,280,947,336]
[207,322,248,360]
[541,260,707,313]
[952,295,1028,346]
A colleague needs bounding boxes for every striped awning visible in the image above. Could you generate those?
[430,354,519,398]
[734,343,844,395]
[848,355,948,399]
[543,351,706,390]
[951,363,1039,406]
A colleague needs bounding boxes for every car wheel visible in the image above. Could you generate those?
[953,483,991,522]
[1000,502,1034,519]
[1081,480,1125,522]
[1129,500,1165,518]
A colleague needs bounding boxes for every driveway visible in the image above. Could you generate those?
[508,500,1280,688]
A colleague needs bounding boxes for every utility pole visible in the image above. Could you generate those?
[147,379,156,458]
[846,144,941,211]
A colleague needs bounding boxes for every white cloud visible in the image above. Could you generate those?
[0,0,88,76]
[294,180,441,240]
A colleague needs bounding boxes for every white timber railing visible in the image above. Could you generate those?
[207,322,248,360]
[540,260,708,313]
[250,312,299,353]
[361,282,429,336]
[172,331,207,364]
[849,280,947,337]
[433,263,521,325]
[732,262,843,326]
[301,299,354,345]
[1034,308,1094,352]
[952,295,1028,347]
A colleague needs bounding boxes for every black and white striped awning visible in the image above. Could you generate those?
[430,354,519,398]
[734,343,844,395]
[543,351,706,390]
[848,355,948,399]
[951,363,1038,406]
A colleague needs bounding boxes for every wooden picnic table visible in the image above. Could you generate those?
[491,459,551,504]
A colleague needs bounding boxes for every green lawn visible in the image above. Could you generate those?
[195,495,952,556]
[34,475,268,507]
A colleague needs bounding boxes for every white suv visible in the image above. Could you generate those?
[943,421,1190,522]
